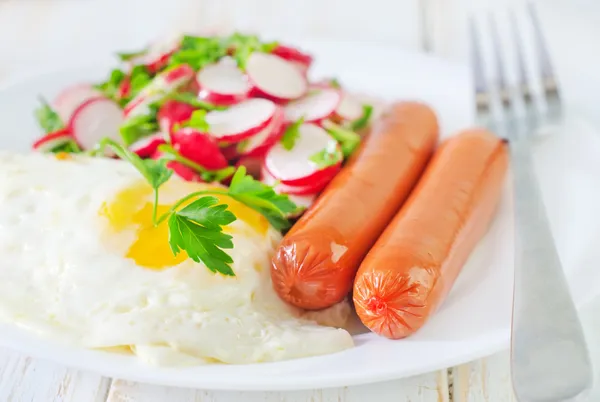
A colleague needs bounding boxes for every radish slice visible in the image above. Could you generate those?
[246,52,307,101]
[157,100,195,134]
[206,98,276,142]
[70,98,124,150]
[272,45,313,74]
[284,89,341,123]
[197,59,250,106]
[238,107,284,157]
[129,133,166,158]
[261,166,333,196]
[168,161,203,182]
[32,128,72,152]
[53,84,103,123]
[129,34,181,73]
[235,156,264,179]
[171,127,229,170]
[335,93,364,121]
[124,64,195,118]
[265,123,342,186]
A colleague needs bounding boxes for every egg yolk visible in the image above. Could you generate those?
[100,180,269,270]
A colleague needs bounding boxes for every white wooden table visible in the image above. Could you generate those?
[0,0,599,400]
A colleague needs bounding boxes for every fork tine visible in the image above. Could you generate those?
[509,10,532,104]
[526,2,559,96]
[488,12,510,106]
[469,16,488,109]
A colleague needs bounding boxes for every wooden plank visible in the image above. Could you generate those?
[0,348,110,402]
[451,353,515,402]
[107,370,449,402]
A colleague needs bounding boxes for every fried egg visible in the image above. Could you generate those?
[0,151,352,366]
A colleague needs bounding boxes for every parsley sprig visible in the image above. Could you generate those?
[280,117,304,150]
[34,97,64,133]
[99,138,296,276]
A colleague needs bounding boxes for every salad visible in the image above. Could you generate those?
[32,32,373,213]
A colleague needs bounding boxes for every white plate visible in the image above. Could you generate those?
[0,40,599,391]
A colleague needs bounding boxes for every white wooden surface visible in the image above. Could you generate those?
[0,0,598,401]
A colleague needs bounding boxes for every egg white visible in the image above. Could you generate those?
[0,151,353,366]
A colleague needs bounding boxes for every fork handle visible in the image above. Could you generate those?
[509,137,592,401]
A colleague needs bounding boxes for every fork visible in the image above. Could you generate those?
[469,3,593,401]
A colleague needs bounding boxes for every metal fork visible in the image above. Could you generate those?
[469,3,593,401]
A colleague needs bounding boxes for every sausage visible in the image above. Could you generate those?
[353,129,508,339]
[271,102,439,310]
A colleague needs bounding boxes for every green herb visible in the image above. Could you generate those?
[350,104,373,131]
[94,68,128,104]
[167,36,227,71]
[34,97,64,133]
[226,167,297,230]
[174,110,210,132]
[280,117,304,150]
[168,196,236,276]
[119,110,160,146]
[128,65,153,99]
[329,78,342,89]
[50,140,82,154]
[162,92,226,110]
[157,144,235,183]
[309,142,342,169]
[117,48,148,62]
[100,138,173,224]
[322,120,361,158]
[225,33,278,69]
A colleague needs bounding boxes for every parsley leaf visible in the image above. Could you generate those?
[101,138,173,190]
[280,117,304,150]
[117,48,148,62]
[94,68,128,103]
[322,120,361,159]
[309,142,342,169]
[119,106,160,146]
[175,109,209,132]
[34,97,64,133]
[228,166,297,230]
[225,32,278,69]
[128,65,154,99]
[168,196,236,276]
[350,104,373,131]
[167,36,227,71]
[50,140,82,154]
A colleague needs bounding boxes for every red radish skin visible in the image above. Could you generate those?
[197,59,250,106]
[128,34,181,73]
[129,133,166,158]
[236,156,264,179]
[284,89,341,124]
[171,127,229,170]
[246,52,307,102]
[117,77,132,100]
[32,128,72,152]
[265,123,342,187]
[53,84,103,123]
[261,167,333,196]
[168,161,203,182]
[206,98,276,142]
[272,45,313,71]
[157,100,195,134]
[151,150,203,183]
[69,98,124,150]
[220,143,240,162]
[237,107,284,157]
